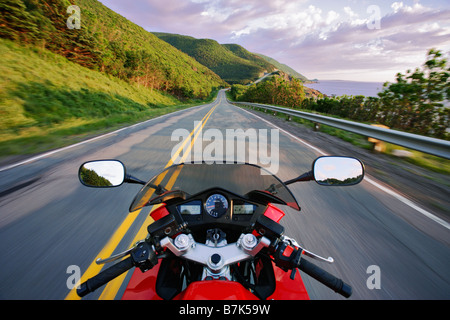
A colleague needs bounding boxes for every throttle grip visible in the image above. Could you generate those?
[298,258,352,298]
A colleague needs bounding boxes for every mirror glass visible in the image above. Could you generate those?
[313,156,364,186]
[79,160,125,187]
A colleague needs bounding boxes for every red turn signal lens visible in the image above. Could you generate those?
[263,203,285,223]
[150,204,169,221]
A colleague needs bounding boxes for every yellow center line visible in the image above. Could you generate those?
[98,104,217,300]
[127,105,217,211]
[65,102,218,300]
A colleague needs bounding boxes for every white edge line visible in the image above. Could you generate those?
[0,106,202,173]
[236,105,450,230]
[364,177,450,230]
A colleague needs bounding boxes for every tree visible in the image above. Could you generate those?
[378,49,449,138]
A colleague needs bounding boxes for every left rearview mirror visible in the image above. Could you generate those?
[79,160,125,187]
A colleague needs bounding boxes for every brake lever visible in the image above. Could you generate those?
[302,248,334,264]
[281,235,334,264]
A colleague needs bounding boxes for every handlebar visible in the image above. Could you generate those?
[273,240,352,298]
[77,256,134,297]
[77,241,158,298]
[76,230,352,299]
[297,257,352,298]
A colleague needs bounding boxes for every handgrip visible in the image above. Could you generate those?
[298,258,352,298]
[77,257,134,298]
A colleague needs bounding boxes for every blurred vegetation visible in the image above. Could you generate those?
[0,0,227,158]
[0,38,217,156]
[377,49,449,139]
[0,0,226,99]
[231,49,450,140]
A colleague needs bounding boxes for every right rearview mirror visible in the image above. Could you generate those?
[313,156,364,186]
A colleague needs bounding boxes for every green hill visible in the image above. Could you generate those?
[0,0,226,99]
[221,44,275,72]
[0,0,228,158]
[0,38,200,157]
[154,33,277,85]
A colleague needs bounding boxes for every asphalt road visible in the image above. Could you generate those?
[0,90,448,300]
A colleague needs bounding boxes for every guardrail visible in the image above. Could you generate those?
[231,101,450,159]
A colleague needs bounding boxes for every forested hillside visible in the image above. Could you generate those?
[154,33,277,85]
[0,0,228,158]
[255,53,309,82]
[229,74,315,108]
[0,0,226,99]
[0,37,186,156]
[221,44,276,74]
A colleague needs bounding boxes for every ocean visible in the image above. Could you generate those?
[304,80,385,98]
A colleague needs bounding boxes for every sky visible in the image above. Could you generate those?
[97,0,450,82]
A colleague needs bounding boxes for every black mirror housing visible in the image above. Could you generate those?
[79,160,126,188]
[312,156,364,186]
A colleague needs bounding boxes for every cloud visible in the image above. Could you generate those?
[243,2,450,81]
[98,0,450,82]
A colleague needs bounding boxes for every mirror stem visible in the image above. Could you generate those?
[124,175,167,194]
[124,174,146,185]
[284,171,314,185]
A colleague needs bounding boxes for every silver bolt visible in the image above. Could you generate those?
[174,234,190,251]
[242,234,257,250]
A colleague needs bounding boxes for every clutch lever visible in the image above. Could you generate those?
[96,241,144,265]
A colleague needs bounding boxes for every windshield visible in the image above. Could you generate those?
[130,162,300,212]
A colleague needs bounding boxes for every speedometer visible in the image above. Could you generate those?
[205,194,228,218]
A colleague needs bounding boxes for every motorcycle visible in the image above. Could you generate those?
[76,156,364,300]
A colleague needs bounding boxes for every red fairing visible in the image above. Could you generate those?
[122,262,309,300]
[122,267,258,300]
[174,281,259,300]
[268,263,310,300]
[122,264,162,300]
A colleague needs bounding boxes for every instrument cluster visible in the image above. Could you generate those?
[174,192,260,227]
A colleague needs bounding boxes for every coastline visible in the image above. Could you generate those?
[304,79,385,97]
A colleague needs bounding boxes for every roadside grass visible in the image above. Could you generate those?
[0,39,216,159]
[382,144,450,176]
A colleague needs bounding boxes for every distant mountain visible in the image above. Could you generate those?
[154,32,309,84]
[154,33,277,85]
[255,53,309,82]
